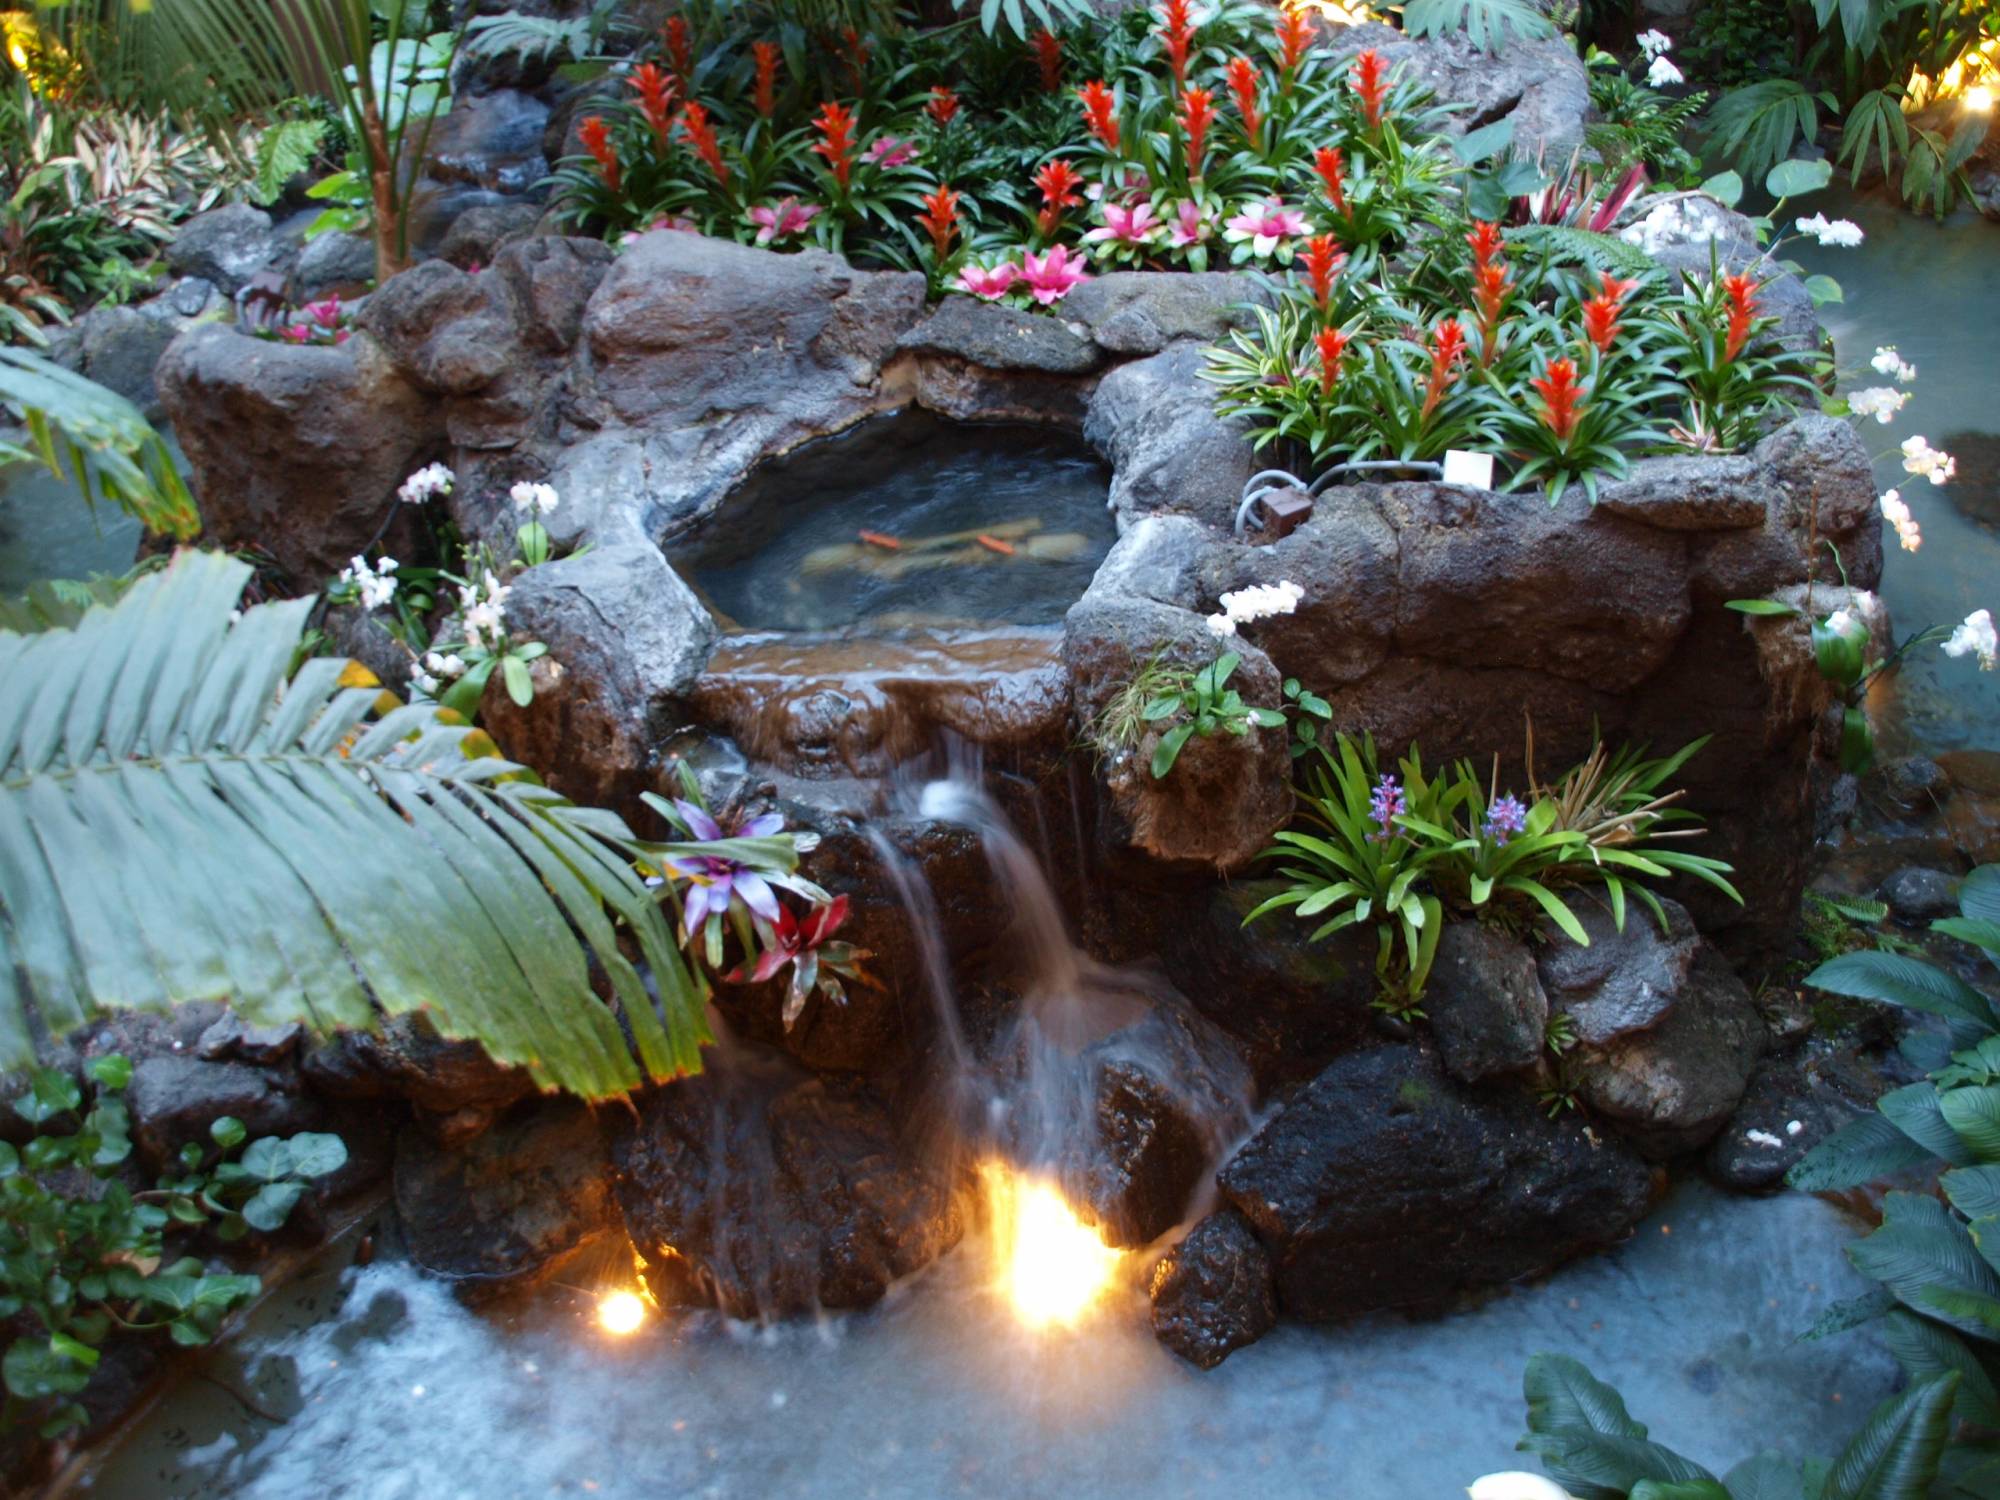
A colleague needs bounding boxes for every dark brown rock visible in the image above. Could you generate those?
[125,1055,325,1171]
[1428,923,1549,1083]
[301,1013,536,1120]
[1150,1207,1277,1368]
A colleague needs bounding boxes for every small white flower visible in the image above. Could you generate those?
[413,670,440,695]
[1646,54,1683,87]
[1215,580,1306,629]
[1901,435,1956,485]
[337,554,398,612]
[396,462,456,505]
[1879,489,1922,552]
[509,480,560,516]
[1206,612,1238,638]
[1636,28,1673,57]
[442,653,466,677]
[1943,609,1998,671]
[1786,1119,1804,1136]
[1873,346,1918,384]
[1848,386,1910,425]
[1469,1474,1580,1500]
[1745,1128,1785,1149]
[1824,608,1857,637]
[1795,213,1864,247]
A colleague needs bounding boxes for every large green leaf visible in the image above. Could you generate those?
[1821,1373,1958,1500]
[1722,1453,1807,1500]
[1878,1311,2000,1430]
[1881,1083,1979,1167]
[1944,1086,2000,1164]
[1848,1194,2000,1342]
[1518,1354,1718,1500]
[1804,950,1999,1033]
[0,550,717,1098]
[1401,0,1553,49]
[1787,1112,1935,1193]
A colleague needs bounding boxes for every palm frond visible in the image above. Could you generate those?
[0,550,716,1099]
[1400,0,1554,51]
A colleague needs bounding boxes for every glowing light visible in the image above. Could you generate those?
[982,1163,1123,1330]
[1969,84,1995,111]
[596,1289,647,1336]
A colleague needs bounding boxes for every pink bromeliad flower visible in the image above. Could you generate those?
[956,262,1020,299]
[749,197,821,244]
[1085,200,1161,246]
[863,135,919,167]
[1018,245,1092,305]
[1168,199,1214,248]
[1223,197,1310,257]
[306,297,342,329]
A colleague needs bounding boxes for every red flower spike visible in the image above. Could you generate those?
[1314,145,1348,217]
[841,26,871,90]
[1301,233,1344,314]
[1178,87,1215,179]
[753,41,781,118]
[1035,29,1063,92]
[812,100,857,191]
[1351,47,1389,131]
[665,16,694,84]
[1226,57,1262,142]
[1420,317,1466,422]
[578,115,620,193]
[1532,357,1587,442]
[1721,271,1759,362]
[1078,80,1121,152]
[627,63,678,148]
[1315,326,1349,390]
[917,183,960,261]
[927,86,960,126]
[1465,219,1504,269]
[1033,157,1083,234]
[1275,2,1313,86]
[1581,270,1639,354]
[1157,0,1197,88]
[681,101,729,187]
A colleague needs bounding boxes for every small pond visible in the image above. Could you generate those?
[665,412,1115,633]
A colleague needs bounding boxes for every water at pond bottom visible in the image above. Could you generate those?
[666,412,1115,633]
[87,1180,1894,1499]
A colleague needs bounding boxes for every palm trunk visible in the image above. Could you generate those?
[362,97,405,282]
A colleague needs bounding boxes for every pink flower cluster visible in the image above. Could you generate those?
[954,244,1093,306]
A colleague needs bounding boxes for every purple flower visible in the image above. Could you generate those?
[1368,774,1404,842]
[660,798,787,938]
[1483,793,1527,845]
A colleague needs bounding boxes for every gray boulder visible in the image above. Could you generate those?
[293,230,377,298]
[1427,923,1549,1083]
[165,204,288,294]
[1538,898,1699,1045]
[898,296,1102,375]
[1064,272,1265,357]
[1084,340,1256,529]
[1880,865,1961,921]
[1149,1207,1277,1368]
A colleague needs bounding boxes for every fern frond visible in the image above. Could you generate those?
[1503,224,1659,278]
[250,118,327,206]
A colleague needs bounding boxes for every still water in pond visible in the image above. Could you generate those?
[1792,187,2000,755]
[665,412,1115,633]
[87,1181,1893,1500]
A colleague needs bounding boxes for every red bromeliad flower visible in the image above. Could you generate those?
[1351,47,1389,131]
[1582,271,1639,353]
[812,100,857,190]
[918,183,960,260]
[1178,86,1215,179]
[1466,219,1504,269]
[1078,80,1121,151]
[628,63,678,148]
[665,16,694,84]
[753,41,781,118]
[1275,2,1313,88]
[927,86,960,126]
[1721,271,1759,362]
[1034,157,1083,234]
[578,115,620,193]
[1532,357,1586,442]
[1226,57,1262,142]
[1035,28,1063,91]
[1315,326,1349,390]
[1301,233,1344,313]
[1314,145,1348,217]
[681,100,729,187]
[1158,0,1197,88]
[1465,220,1512,360]
[1420,317,1466,421]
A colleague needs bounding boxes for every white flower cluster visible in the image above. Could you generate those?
[337,554,398,612]
[1205,580,1304,638]
[1872,345,1918,383]
[412,649,469,698]
[1795,213,1864,248]
[397,463,455,505]
[1901,434,1957,485]
[510,481,560,516]
[1636,28,1673,56]
[1879,489,1922,552]
[1944,609,1998,671]
[1823,606,1861,638]
[1646,52,1683,86]
[1636,29,1681,84]
[459,569,511,651]
[1848,386,1910,424]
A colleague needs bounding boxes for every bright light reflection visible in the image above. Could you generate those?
[1969,83,1995,111]
[596,1289,647,1336]
[981,1162,1123,1331]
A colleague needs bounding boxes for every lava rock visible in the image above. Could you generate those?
[1538,898,1700,1046]
[164,203,288,294]
[1878,756,1950,811]
[60,305,178,418]
[1065,271,1265,356]
[394,1097,617,1292]
[610,1067,964,1319]
[1705,1054,1856,1193]
[196,1011,305,1065]
[125,1056,325,1171]
[1427,923,1549,1083]
[359,259,514,396]
[898,295,1102,375]
[478,542,719,808]
[1085,340,1256,529]
[302,1013,536,1123]
[440,202,545,268]
[1880,865,1962,922]
[293,230,377,298]
[1149,1207,1277,1368]
[1216,1044,1653,1321]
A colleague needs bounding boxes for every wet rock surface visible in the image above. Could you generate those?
[1149,1207,1277,1369]
[125,1055,326,1172]
[1539,899,1700,1046]
[302,1013,536,1129]
[1217,1044,1654,1322]
[1427,923,1549,1084]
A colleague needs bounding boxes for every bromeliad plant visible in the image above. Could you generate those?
[2,1056,347,1438]
[1136,651,1286,779]
[1247,730,1740,1011]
